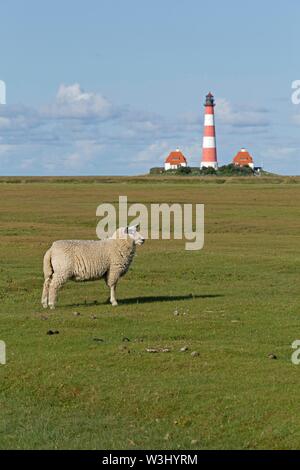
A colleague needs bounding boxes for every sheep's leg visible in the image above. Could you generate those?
[104,272,118,306]
[103,273,111,304]
[41,277,52,308]
[48,273,66,310]
[110,284,118,307]
[105,271,119,306]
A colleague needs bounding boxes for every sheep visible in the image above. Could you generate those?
[41,225,145,309]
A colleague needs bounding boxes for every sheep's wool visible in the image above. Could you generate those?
[41,227,143,308]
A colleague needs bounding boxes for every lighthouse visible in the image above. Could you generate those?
[201,92,218,169]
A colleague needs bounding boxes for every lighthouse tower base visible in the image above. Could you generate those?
[200,161,218,170]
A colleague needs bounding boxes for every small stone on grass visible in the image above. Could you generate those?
[191,351,199,357]
[146,348,171,353]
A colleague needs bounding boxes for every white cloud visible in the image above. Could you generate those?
[0,117,11,128]
[262,146,298,160]
[42,83,114,119]
[62,140,106,170]
[0,144,14,155]
[135,142,169,165]
[217,98,270,127]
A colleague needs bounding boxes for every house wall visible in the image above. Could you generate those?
[164,162,187,170]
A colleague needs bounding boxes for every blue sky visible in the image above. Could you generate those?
[0,0,299,175]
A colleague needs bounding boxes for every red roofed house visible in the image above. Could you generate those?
[165,149,187,171]
[233,148,254,169]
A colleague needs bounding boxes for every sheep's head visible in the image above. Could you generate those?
[111,225,145,246]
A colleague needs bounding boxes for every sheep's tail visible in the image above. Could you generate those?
[43,248,53,280]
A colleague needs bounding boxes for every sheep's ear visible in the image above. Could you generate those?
[124,227,129,234]
[134,223,140,231]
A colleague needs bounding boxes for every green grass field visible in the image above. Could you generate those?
[0,178,300,450]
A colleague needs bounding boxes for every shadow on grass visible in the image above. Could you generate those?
[67,293,223,307]
[120,294,223,304]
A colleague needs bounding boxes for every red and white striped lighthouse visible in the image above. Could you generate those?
[201,92,218,169]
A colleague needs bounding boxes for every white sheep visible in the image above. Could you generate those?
[41,225,145,309]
